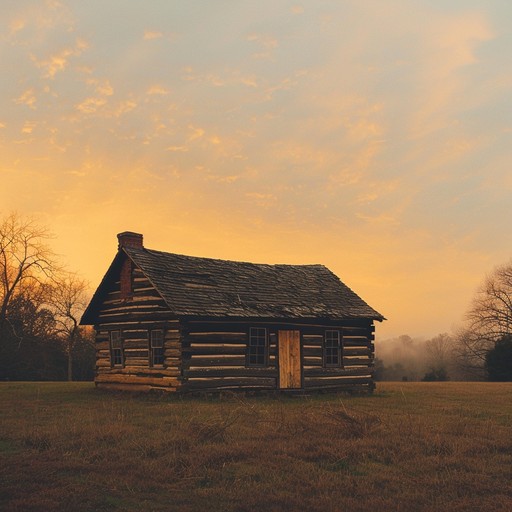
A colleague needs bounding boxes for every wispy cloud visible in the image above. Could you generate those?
[188,126,205,141]
[143,30,163,40]
[21,121,37,134]
[31,38,88,78]
[409,12,494,138]
[146,85,169,96]
[166,146,189,152]
[75,97,107,114]
[14,89,37,109]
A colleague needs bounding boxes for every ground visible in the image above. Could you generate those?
[1,381,511,511]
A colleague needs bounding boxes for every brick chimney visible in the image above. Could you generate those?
[117,231,143,250]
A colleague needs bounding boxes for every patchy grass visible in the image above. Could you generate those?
[1,382,512,511]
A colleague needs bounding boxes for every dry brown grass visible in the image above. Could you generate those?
[1,382,512,511]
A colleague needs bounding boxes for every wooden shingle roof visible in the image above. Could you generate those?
[116,246,384,321]
[81,233,384,324]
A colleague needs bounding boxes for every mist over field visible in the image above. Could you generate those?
[375,333,459,381]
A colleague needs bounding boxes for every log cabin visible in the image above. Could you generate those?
[80,232,385,393]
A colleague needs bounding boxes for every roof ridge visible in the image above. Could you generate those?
[126,245,324,269]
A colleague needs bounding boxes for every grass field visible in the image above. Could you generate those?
[1,382,512,512]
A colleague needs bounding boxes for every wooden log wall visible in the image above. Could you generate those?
[94,266,182,392]
[180,321,278,391]
[180,319,376,392]
[302,321,375,391]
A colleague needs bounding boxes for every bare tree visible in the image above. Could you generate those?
[425,333,453,369]
[467,261,512,340]
[50,273,90,381]
[0,212,59,334]
[455,260,512,379]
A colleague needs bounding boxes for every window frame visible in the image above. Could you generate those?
[246,327,268,367]
[109,330,124,367]
[324,330,343,368]
[149,329,165,367]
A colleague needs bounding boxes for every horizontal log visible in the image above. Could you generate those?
[184,355,275,369]
[344,357,372,366]
[96,383,178,392]
[120,330,149,340]
[302,347,323,358]
[122,340,150,349]
[97,367,179,377]
[124,349,149,358]
[343,339,372,347]
[184,356,247,368]
[304,376,373,388]
[183,321,376,334]
[96,374,180,387]
[304,367,373,378]
[98,319,178,330]
[183,346,247,356]
[184,368,277,379]
[186,333,247,344]
[125,358,151,366]
[184,376,276,390]
[343,348,372,357]
[96,383,153,392]
[164,348,182,357]
[303,357,322,367]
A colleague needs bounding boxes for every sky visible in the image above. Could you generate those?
[1,0,511,339]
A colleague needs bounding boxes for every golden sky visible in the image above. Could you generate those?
[1,1,511,339]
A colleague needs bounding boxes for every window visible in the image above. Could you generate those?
[247,327,268,366]
[110,330,123,367]
[150,329,165,366]
[324,330,342,367]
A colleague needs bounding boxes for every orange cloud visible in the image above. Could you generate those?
[75,97,107,114]
[31,38,88,79]
[146,85,169,95]
[14,89,37,109]
[144,30,163,40]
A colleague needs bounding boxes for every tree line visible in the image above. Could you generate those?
[0,213,94,381]
[375,260,512,382]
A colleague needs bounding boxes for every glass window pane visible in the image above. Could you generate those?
[248,328,267,366]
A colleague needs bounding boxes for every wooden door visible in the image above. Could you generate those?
[278,330,302,389]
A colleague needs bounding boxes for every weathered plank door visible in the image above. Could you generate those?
[278,330,302,389]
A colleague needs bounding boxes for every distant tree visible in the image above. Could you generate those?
[423,333,453,381]
[0,213,94,381]
[0,293,65,381]
[0,212,59,334]
[50,273,90,381]
[69,327,95,381]
[422,367,449,382]
[455,260,512,378]
[485,335,512,382]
